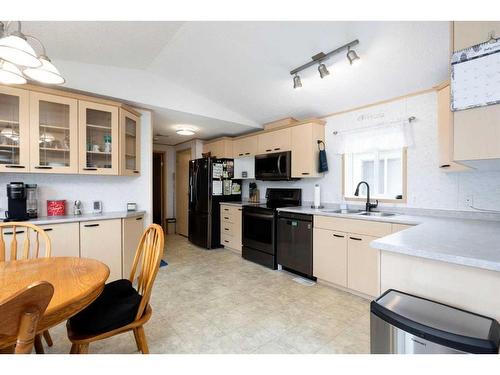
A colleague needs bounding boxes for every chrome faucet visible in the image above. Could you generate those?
[354,181,378,212]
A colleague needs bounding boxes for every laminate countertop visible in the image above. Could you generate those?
[4,211,146,226]
[277,206,500,272]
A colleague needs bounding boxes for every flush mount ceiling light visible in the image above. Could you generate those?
[0,21,65,85]
[290,39,360,89]
[176,128,195,136]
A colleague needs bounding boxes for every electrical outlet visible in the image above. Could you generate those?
[464,194,473,208]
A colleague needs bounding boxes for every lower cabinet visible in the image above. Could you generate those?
[39,222,80,258]
[122,215,145,278]
[220,204,242,253]
[80,219,122,282]
[347,234,380,297]
[313,228,347,287]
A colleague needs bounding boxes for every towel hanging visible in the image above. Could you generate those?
[317,140,328,173]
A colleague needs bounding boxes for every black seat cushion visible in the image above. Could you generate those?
[69,279,142,335]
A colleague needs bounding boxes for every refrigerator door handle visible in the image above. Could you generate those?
[277,154,282,175]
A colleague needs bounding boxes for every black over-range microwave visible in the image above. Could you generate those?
[255,151,292,181]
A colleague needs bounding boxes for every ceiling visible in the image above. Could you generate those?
[20,21,450,142]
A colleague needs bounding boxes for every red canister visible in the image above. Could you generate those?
[47,200,66,216]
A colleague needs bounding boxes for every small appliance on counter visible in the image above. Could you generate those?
[47,200,66,216]
[5,182,29,222]
[26,184,38,218]
[73,200,82,215]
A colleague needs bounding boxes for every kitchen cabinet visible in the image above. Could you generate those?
[29,92,79,174]
[80,219,122,282]
[347,234,380,297]
[78,101,119,175]
[119,108,141,176]
[233,135,258,157]
[257,128,291,154]
[203,138,233,159]
[0,86,30,172]
[39,222,80,257]
[451,22,500,167]
[291,122,325,178]
[220,204,242,253]
[313,228,347,287]
[437,85,469,172]
[122,215,144,278]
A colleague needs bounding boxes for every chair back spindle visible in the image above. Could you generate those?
[0,223,51,262]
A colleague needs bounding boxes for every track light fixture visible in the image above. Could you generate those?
[290,39,360,88]
[293,74,302,89]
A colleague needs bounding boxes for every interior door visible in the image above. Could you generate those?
[152,152,164,226]
[176,148,191,236]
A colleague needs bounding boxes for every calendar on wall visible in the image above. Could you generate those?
[451,38,500,111]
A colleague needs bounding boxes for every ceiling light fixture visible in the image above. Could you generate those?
[176,128,195,136]
[289,39,360,88]
[293,74,302,89]
[346,46,360,65]
[0,21,65,85]
[318,63,330,79]
[0,59,27,84]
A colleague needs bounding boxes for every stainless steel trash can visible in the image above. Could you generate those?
[371,289,500,354]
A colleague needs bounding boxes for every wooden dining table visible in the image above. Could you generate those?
[0,257,109,350]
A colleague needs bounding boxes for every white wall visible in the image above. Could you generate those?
[242,92,500,211]
[0,110,153,223]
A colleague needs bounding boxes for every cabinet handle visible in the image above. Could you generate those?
[136,217,143,221]
[349,236,362,241]
[35,166,53,169]
[224,208,229,211]
[224,228,229,231]
[224,240,229,243]
[333,234,345,238]
[43,228,53,232]
[440,164,451,168]
[5,165,25,169]
[4,230,25,235]
[301,172,310,175]
[265,149,272,152]
[274,148,281,151]
[238,208,242,211]
[84,223,100,228]
[245,152,250,155]
[238,153,244,156]
[133,170,140,174]
[83,167,97,171]
[224,217,229,220]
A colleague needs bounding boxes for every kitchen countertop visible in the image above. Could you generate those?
[219,201,262,207]
[6,211,146,226]
[277,206,500,273]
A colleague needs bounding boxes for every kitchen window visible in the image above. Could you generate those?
[343,148,406,201]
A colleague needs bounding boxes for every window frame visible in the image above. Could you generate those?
[342,147,407,203]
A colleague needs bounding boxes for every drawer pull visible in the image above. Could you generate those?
[84,223,100,228]
[333,234,345,238]
[133,170,140,174]
[224,217,229,220]
[136,217,143,221]
[4,230,25,235]
[440,164,451,168]
[43,228,53,232]
[224,240,229,243]
[224,228,229,231]
[35,166,53,169]
[83,167,97,171]
[5,165,25,169]
[301,172,310,175]
[349,236,362,241]
[245,152,250,155]
[265,149,272,152]
[224,208,229,211]
[274,148,281,151]
[238,153,244,156]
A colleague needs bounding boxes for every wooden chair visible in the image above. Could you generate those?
[0,222,53,353]
[0,281,54,354]
[67,224,165,354]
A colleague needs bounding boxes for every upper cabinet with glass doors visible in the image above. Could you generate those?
[119,109,141,176]
[79,101,119,175]
[0,86,29,172]
[29,92,78,173]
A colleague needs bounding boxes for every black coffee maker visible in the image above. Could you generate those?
[5,182,29,222]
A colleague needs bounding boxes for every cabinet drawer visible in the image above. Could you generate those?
[221,221,237,237]
[314,216,392,237]
[221,234,241,250]
[220,205,241,223]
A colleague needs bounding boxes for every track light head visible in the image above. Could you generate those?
[318,63,329,79]
[293,74,302,89]
[347,47,360,65]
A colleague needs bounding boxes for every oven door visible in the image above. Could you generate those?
[255,151,291,181]
[242,207,275,254]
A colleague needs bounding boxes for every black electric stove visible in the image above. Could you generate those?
[242,188,301,269]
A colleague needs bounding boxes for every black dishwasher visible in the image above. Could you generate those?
[277,211,313,279]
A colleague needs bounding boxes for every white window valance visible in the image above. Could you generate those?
[332,116,415,154]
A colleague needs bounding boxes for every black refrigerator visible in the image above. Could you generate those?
[188,157,241,249]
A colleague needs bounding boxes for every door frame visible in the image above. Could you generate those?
[175,147,192,237]
[152,151,165,229]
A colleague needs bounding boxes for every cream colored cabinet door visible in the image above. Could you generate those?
[257,128,291,154]
[233,136,258,157]
[119,109,141,176]
[347,234,380,297]
[79,101,119,175]
[122,216,144,279]
[291,123,325,178]
[437,86,469,172]
[453,21,500,51]
[80,219,122,282]
[29,92,78,174]
[203,139,233,159]
[0,86,30,172]
[313,228,347,287]
[39,222,80,257]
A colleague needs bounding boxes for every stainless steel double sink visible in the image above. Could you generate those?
[321,209,398,217]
